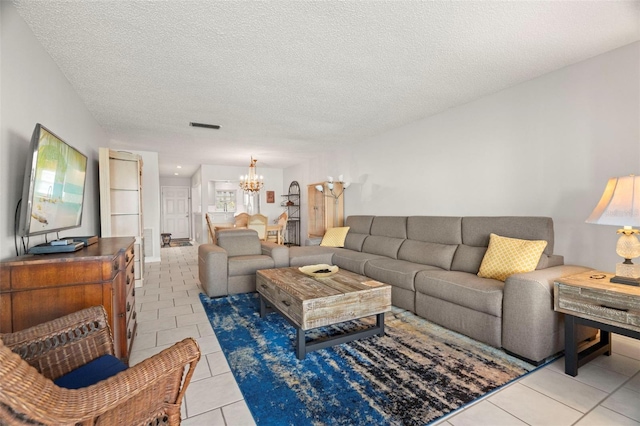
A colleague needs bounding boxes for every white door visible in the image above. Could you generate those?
[162,186,190,239]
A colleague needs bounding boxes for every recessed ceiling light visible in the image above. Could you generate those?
[174,172,179,176]
[189,122,220,130]
[177,165,182,169]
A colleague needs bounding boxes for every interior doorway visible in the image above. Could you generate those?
[161,186,191,239]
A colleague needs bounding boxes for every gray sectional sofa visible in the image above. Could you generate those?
[199,215,596,364]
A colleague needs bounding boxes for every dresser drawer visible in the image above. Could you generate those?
[126,312,136,359]
[556,283,640,329]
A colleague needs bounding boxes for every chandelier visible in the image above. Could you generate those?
[239,156,264,193]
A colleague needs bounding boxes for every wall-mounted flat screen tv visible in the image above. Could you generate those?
[18,124,88,237]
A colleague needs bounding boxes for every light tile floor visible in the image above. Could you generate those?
[130,245,640,426]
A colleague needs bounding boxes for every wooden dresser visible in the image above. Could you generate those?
[0,237,137,362]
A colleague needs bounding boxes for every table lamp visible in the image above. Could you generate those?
[586,174,640,286]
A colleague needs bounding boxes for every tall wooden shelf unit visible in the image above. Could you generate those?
[0,237,137,362]
[99,148,144,287]
[307,182,345,238]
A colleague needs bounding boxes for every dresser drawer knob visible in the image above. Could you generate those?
[126,276,131,285]
[261,284,268,289]
[132,311,137,320]
[125,254,130,263]
[132,288,135,296]
[128,330,132,339]
[281,300,291,307]
[113,261,119,271]
[127,302,131,312]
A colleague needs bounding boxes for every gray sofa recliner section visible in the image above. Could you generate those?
[198,229,288,298]
[198,215,595,364]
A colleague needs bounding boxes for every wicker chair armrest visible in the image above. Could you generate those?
[0,338,201,425]
[1,306,115,379]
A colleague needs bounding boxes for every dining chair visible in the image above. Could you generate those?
[234,212,250,228]
[247,214,268,240]
[267,212,288,244]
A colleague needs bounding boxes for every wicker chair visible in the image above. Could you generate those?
[0,306,201,425]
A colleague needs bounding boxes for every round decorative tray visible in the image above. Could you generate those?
[298,264,339,278]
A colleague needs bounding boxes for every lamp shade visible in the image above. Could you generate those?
[586,175,640,227]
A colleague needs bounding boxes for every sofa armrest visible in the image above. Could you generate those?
[261,242,289,268]
[198,244,228,297]
[502,265,595,363]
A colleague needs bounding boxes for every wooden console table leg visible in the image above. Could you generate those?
[565,314,578,377]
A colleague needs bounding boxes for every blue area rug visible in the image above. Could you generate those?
[199,292,535,425]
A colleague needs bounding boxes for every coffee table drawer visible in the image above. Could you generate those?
[556,282,640,330]
[257,275,302,325]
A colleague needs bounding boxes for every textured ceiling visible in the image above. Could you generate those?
[12,1,640,177]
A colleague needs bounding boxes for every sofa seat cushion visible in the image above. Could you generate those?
[365,258,442,291]
[54,354,128,389]
[289,246,337,267]
[332,248,385,275]
[228,255,275,276]
[415,270,504,317]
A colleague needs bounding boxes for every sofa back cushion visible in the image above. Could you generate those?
[406,216,462,244]
[344,216,375,251]
[397,217,462,270]
[217,229,262,257]
[361,216,407,259]
[451,216,555,274]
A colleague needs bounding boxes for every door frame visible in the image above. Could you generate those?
[161,185,192,239]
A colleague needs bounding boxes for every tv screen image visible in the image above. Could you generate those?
[19,124,88,237]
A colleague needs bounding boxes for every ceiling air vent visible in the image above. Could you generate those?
[189,122,220,129]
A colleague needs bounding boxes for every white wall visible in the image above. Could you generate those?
[285,42,640,272]
[130,150,161,262]
[0,3,108,259]
[160,176,192,187]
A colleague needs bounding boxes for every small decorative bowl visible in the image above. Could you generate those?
[298,264,339,278]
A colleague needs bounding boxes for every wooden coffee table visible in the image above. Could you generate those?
[256,267,391,359]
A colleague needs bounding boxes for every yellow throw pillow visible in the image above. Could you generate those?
[477,233,548,282]
[320,227,350,247]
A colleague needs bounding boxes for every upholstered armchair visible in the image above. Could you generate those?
[198,228,289,297]
[0,306,200,426]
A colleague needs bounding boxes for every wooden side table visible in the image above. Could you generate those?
[554,270,640,376]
